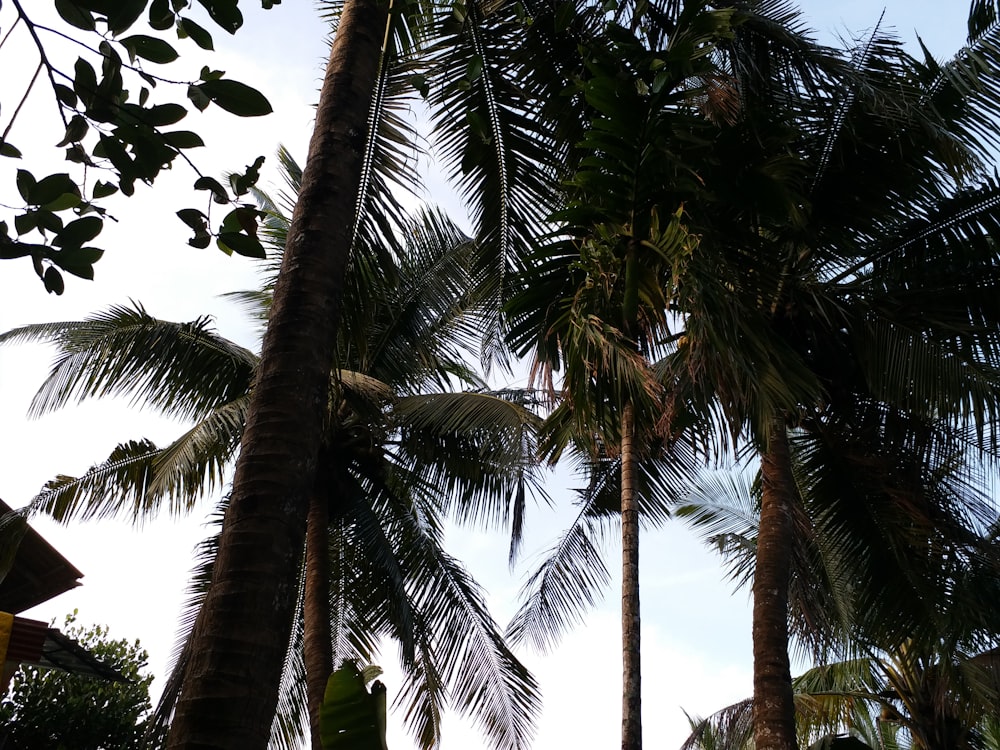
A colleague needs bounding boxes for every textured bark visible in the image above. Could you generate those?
[752,419,798,750]
[621,401,642,750]
[304,493,333,750]
[166,0,389,745]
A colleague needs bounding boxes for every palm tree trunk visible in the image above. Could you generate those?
[304,492,333,750]
[165,0,390,745]
[621,400,642,750]
[752,417,798,750]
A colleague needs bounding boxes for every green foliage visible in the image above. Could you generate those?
[0,612,158,750]
[4,151,545,750]
[683,635,1000,750]
[0,0,276,292]
[319,663,388,750]
[503,0,734,653]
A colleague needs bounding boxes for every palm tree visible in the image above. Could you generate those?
[1,152,544,750]
[682,612,1000,750]
[659,5,1000,746]
[509,4,1000,750]
[163,0,601,738]
[679,454,1000,750]
[791,644,1000,750]
[504,6,746,749]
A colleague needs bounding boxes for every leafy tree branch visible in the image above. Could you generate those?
[0,0,276,293]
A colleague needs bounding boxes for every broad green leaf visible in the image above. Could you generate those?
[0,242,33,260]
[65,144,95,166]
[121,35,180,64]
[466,55,483,82]
[195,0,243,34]
[73,58,98,105]
[43,192,83,212]
[96,136,134,178]
[188,233,212,249]
[107,0,147,34]
[193,176,229,203]
[187,84,211,111]
[0,142,22,159]
[228,155,265,195]
[218,206,259,234]
[29,174,79,207]
[408,74,429,98]
[54,84,77,108]
[650,71,670,94]
[319,663,388,750]
[54,217,103,248]
[54,0,96,31]
[194,79,272,117]
[93,181,119,199]
[148,0,174,30]
[16,170,36,202]
[177,208,209,230]
[53,246,104,279]
[144,103,188,126]
[163,131,205,149]
[199,66,225,82]
[178,209,211,248]
[178,17,215,50]
[14,211,37,235]
[120,124,177,178]
[217,231,265,258]
[36,210,64,234]
[466,110,491,143]
[43,266,65,295]
[55,115,89,147]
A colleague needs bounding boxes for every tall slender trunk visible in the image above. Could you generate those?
[752,417,798,750]
[621,401,642,750]
[166,0,390,745]
[304,492,333,750]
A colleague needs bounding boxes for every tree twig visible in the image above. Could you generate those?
[1,61,44,146]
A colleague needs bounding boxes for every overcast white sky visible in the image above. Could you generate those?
[0,1,972,748]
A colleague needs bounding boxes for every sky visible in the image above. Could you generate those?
[0,1,973,748]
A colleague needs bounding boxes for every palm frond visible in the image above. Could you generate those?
[333,481,419,664]
[0,302,257,422]
[675,468,759,592]
[401,538,540,750]
[852,317,1000,438]
[30,395,246,525]
[918,4,1000,168]
[393,390,546,535]
[30,439,163,524]
[680,699,754,750]
[506,503,612,652]
[392,629,446,750]
[425,0,568,366]
[347,37,421,264]
[145,397,249,506]
[361,208,486,393]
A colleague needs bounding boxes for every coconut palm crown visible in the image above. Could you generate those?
[506,2,1000,750]
[0,149,546,750]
